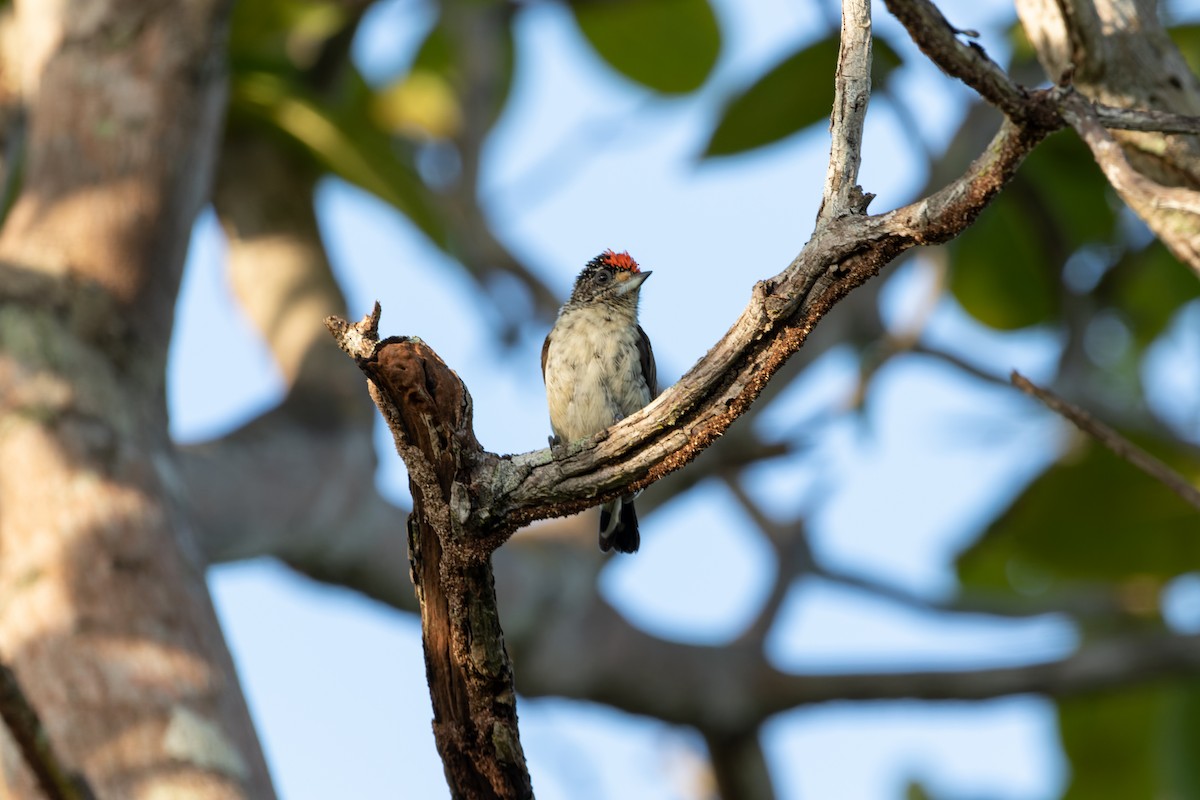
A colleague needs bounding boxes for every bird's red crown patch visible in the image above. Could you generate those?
[599,249,640,273]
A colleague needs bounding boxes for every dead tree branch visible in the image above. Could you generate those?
[315,1,1200,793]
[323,102,1049,796]
[818,0,875,223]
[1093,105,1200,136]
[326,307,531,800]
[487,114,1051,532]
[884,0,1049,125]
[321,9,1062,791]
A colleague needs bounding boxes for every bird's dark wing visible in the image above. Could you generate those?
[541,333,551,383]
[637,324,657,396]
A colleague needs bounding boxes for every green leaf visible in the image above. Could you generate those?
[571,0,720,94]
[1059,687,1159,800]
[957,436,1200,591]
[947,192,1058,330]
[947,129,1117,330]
[1162,682,1200,797]
[413,21,454,74]
[702,36,903,159]
[1058,681,1200,799]
[406,18,515,133]
[229,0,348,73]
[231,71,446,246]
[1168,24,1200,78]
[1106,242,1200,348]
[1021,130,1116,246]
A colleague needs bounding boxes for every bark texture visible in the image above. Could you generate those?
[0,2,273,797]
[1017,0,1200,272]
[325,90,1054,800]
[328,311,531,800]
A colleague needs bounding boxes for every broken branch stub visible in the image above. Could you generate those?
[325,308,531,800]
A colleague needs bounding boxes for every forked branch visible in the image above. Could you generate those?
[323,1,1200,796]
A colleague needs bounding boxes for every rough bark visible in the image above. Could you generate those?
[318,2,1058,793]
[327,311,531,800]
[1017,0,1200,273]
[0,2,273,797]
[818,0,875,225]
[485,116,1050,534]
[324,88,1051,800]
[313,2,1200,793]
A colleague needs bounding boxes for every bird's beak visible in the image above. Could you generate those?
[614,270,651,295]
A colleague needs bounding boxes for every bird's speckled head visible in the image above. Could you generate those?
[566,249,652,308]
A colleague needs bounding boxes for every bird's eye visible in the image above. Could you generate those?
[595,270,613,285]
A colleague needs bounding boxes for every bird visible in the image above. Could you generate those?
[542,249,657,554]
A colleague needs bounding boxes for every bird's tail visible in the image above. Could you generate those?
[599,495,640,554]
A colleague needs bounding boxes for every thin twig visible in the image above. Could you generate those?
[773,630,1200,707]
[884,0,1045,125]
[1011,371,1200,512]
[818,0,875,223]
[1094,103,1200,135]
[911,343,1011,387]
[724,477,812,646]
[813,561,1125,620]
[0,661,93,800]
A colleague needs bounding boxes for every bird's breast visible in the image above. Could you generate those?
[544,309,651,443]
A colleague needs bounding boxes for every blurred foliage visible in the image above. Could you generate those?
[704,36,902,158]
[1059,682,1200,799]
[216,2,1200,798]
[903,780,936,800]
[945,130,1114,330]
[231,69,448,243]
[571,0,721,94]
[947,14,1200,798]
[227,0,455,244]
[229,0,349,73]
[958,434,1200,589]
[1060,687,1160,800]
[1101,241,1200,348]
[953,15,1200,589]
[1169,24,1200,75]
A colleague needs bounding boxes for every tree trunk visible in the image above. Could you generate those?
[0,2,273,797]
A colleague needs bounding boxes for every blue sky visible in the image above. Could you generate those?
[161,0,1200,796]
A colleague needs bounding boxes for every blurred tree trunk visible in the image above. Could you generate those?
[0,2,273,797]
[1017,0,1200,272]
[1017,0,1200,185]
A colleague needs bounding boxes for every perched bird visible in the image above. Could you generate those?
[542,249,657,554]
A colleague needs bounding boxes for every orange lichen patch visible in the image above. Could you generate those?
[600,249,640,272]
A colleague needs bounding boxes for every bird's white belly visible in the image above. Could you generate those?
[545,313,649,444]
